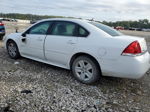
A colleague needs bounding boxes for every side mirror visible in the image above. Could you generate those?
[22,33,26,37]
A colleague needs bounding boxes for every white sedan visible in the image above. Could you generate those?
[4,18,150,84]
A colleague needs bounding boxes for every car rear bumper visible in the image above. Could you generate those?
[100,52,150,79]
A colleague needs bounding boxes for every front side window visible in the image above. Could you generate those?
[28,22,51,35]
[89,22,122,36]
[51,22,76,36]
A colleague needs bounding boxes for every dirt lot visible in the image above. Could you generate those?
[0,22,150,112]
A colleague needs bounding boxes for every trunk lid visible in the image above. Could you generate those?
[115,35,148,54]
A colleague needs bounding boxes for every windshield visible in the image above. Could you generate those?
[89,22,122,36]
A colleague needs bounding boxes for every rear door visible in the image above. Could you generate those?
[45,21,78,67]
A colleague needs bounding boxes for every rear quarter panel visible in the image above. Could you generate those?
[70,34,142,74]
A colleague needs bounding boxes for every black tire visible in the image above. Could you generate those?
[71,56,101,84]
[0,36,3,40]
[7,40,20,59]
[0,34,5,40]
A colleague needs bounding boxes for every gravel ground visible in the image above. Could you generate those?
[0,22,150,112]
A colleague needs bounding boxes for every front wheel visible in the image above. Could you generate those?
[7,40,20,59]
[72,56,101,84]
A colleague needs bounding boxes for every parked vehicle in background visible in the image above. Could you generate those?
[30,20,39,24]
[0,18,17,22]
[135,28,142,31]
[0,21,5,40]
[142,28,150,32]
[129,27,136,31]
[115,26,124,30]
[4,18,150,84]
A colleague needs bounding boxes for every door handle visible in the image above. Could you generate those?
[22,38,26,42]
[67,40,76,44]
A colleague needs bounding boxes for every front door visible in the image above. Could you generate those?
[20,21,51,60]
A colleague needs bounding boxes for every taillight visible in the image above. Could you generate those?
[0,22,4,26]
[122,41,142,55]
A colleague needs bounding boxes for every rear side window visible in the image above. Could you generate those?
[28,22,51,35]
[78,27,89,37]
[51,22,76,36]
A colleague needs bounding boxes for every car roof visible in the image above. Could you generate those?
[39,18,89,24]
[24,18,112,38]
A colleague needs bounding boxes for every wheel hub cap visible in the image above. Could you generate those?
[75,60,93,81]
[8,43,17,57]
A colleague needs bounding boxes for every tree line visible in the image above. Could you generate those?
[101,19,150,29]
[0,13,150,29]
[0,13,65,20]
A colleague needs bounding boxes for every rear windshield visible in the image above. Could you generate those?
[89,22,122,36]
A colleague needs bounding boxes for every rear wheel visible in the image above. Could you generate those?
[7,40,20,59]
[72,56,101,84]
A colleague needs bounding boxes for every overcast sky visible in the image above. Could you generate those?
[1,0,150,21]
